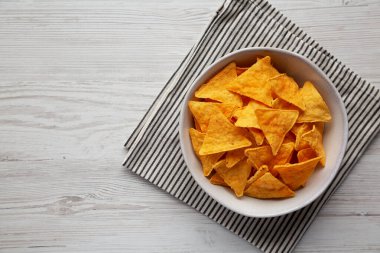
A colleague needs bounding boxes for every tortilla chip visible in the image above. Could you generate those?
[214,159,251,197]
[240,128,258,147]
[245,142,294,176]
[210,172,228,187]
[270,74,306,110]
[274,156,321,190]
[195,62,243,107]
[255,109,299,155]
[248,128,265,146]
[226,148,246,168]
[293,123,313,151]
[245,172,295,199]
[194,118,202,132]
[199,111,252,155]
[290,123,304,135]
[228,56,279,106]
[236,66,248,76]
[233,100,269,128]
[297,81,332,122]
[218,103,239,117]
[189,128,224,176]
[188,101,236,132]
[297,148,318,163]
[302,125,326,166]
[246,165,269,187]
[271,98,300,111]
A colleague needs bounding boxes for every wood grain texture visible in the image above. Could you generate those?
[0,0,379,252]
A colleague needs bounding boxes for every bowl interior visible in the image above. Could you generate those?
[179,48,347,217]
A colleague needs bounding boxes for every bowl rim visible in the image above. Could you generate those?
[179,47,348,218]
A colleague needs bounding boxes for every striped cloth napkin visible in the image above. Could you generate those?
[123,0,380,252]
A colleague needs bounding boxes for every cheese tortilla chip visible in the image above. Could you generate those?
[297,148,317,163]
[297,81,332,122]
[292,122,323,134]
[214,159,251,197]
[228,56,279,106]
[195,62,242,107]
[255,109,298,155]
[233,100,269,128]
[248,128,265,146]
[188,101,236,132]
[199,111,252,155]
[245,142,294,176]
[245,172,295,199]
[293,123,313,151]
[274,156,321,190]
[271,98,300,111]
[210,172,228,187]
[270,74,306,110]
[194,118,202,132]
[226,148,246,168]
[291,123,304,135]
[189,128,224,176]
[302,125,326,166]
[246,165,269,187]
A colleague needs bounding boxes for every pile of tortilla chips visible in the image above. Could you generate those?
[188,56,331,199]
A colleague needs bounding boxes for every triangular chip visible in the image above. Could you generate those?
[233,100,269,128]
[255,109,299,155]
[297,81,332,123]
[270,74,306,110]
[228,56,279,106]
[214,159,251,197]
[246,165,269,187]
[226,148,246,168]
[210,172,228,187]
[195,62,242,107]
[271,98,300,111]
[189,128,224,176]
[293,122,325,152]
[293,123,313,151]
[245,142,294,176]
[240,128,258,147]
[302,125,326,166]
[244,172,295,199]
[297,148,317,163]
[194,118,202,132]
[290,123,304,135]
[188,101,236,132]
[273,156,321,190]
[248,128,265,146]
[199,111,251,155]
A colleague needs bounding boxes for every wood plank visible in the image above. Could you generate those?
[297,216,380,252]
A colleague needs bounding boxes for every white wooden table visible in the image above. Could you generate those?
[0,0,379,252]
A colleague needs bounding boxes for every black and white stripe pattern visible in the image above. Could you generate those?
[123,0,380,252]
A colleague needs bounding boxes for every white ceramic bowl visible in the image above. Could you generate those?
[179,47,348,218]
